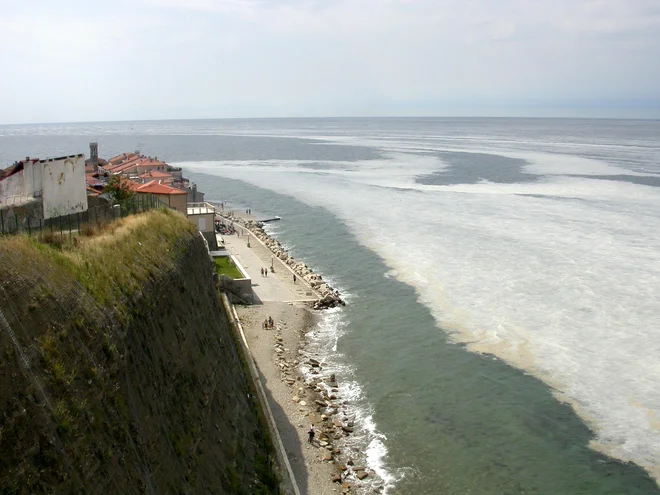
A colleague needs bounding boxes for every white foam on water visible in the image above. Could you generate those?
[505,150,649,177]
[292,296,400,492]
[178,141,660,485]
[362,414,398,492]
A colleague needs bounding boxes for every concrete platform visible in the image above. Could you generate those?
[221,227,320,305]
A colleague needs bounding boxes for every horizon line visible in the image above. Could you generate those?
[2,114,660,127]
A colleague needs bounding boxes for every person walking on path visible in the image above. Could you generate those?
[308,425,315,444]
[293,274,297,284]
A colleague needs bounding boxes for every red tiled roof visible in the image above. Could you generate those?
[126,180,142,192]
[108,156,142,173]
[106,156,167,175]
[107,152,137,166]
[85,175,101,186]
[137,159,166,169]
[136,180,187,195]
[140,170,172,179]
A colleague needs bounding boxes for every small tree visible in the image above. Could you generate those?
[104,175,134,203]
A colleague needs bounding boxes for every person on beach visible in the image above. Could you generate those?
[308,425,315,444]
[268,316,274,328]
[293,274,297,284]
[260,267,264,277]
[264,268,268,277]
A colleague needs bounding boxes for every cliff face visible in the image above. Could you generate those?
[0,210,277,494]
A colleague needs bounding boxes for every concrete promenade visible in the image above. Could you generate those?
[218,216,340,495]
[220,222,320,305]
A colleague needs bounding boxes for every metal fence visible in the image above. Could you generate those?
[0,194,169,237]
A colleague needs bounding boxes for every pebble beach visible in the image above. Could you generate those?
[221,212,377,495]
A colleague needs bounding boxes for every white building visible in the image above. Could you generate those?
[187,201,219,250]
[0,154,88,219]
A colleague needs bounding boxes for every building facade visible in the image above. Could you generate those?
[187,202,218,250]
[0,154,88,219]
[134,181,187,215]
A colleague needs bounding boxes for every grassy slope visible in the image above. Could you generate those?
[36,208,195,306]
[0,209,277,494]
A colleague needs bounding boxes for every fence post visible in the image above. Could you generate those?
[39,218,43,241]
[77,212,81,233]
[59,215,63,236]
[0,209,4,234]
[27,217,31,236]
[68,214,72,238]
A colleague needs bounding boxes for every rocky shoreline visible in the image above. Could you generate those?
[220,212,381,493]
[219,213,346,310]
[271,317,382,494]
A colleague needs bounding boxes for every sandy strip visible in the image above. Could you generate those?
[222,213,364,494]
[236,302,340,495]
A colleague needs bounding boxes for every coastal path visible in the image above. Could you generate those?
[220,217,339,495]
[221,226,320,305]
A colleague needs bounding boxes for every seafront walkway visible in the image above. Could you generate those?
[219,214,340,495]
[221,221,320,305]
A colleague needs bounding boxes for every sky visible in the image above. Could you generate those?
[1,0,659,124]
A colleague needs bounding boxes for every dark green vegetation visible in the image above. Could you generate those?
[104,174,135,203]
[0,209,279,494]
[213,256,244,279]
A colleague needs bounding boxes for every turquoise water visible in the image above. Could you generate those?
[187,173,659,494]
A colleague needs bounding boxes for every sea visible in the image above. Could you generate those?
[1,117,660,494]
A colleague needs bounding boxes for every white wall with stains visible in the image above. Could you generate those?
[0,169,26,205]
[41,155,88,219]
[22,160,43,197]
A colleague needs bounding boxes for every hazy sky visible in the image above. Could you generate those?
[1,0,659,124]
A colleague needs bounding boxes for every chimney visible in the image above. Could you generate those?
[89,142,99,172]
